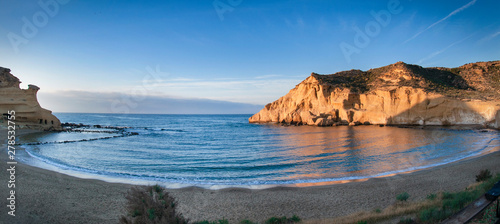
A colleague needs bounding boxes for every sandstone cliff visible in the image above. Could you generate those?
[0,67,61,130]
[249,61,500,128]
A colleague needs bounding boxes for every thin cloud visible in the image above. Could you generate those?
[254,74,305,79]
[404,0,478,44]
[477,30,500,44]
[40,90,263,114]
[156,77,303,89]
[488,31,500,39]
[142,75,304,105]
[418,34,474,65]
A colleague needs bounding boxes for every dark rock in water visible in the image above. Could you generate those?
[349,121,362,126]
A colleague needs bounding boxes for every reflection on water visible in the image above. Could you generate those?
[17,114,500,187]
[265,125,498,182]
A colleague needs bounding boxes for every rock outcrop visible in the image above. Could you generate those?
[0,67,61,130]
[249,61,500,128]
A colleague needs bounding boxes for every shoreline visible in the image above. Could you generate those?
[12,124,498,190]
[1,129,499,223]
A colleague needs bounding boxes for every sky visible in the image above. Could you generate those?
[0,0,499,113]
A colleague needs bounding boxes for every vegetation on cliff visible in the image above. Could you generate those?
[311,61,500,100]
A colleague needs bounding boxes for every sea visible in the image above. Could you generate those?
[16,113,500,189]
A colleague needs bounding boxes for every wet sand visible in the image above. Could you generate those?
[1,129,499,223]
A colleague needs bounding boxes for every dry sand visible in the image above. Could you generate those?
[0,129,499,224]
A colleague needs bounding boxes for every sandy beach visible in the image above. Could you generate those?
[1,129,499,224]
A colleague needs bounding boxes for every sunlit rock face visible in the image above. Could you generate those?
[250,61,500,128]
[0,67,61,131]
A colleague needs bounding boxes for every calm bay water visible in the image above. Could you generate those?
[17,113,500,188]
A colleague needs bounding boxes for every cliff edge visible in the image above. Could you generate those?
[0,67,61,131]
[249,61,500,128]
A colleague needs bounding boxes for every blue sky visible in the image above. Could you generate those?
[1,0,499,113]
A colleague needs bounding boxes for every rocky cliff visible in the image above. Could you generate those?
[0,67,61,130]
[249,61,500,128]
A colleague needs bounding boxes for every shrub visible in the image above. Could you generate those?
[356,221,367,224]
[442,191,480,211]
[418,173,500,223]
[396,192,410,202]
[217,219,229,224]
[240,220,257,224]
[265,217,288,224]
[120,185,188,224]
[426,193,437,200]
[419,189,481,222]
[265,215,301,224]
[398,218,415,224]
[194,220,229,224]
[419,206,443,222]
[290,215,301,222]
[442,192,453,200]
[477,173,500,192]
[476,169,492,182]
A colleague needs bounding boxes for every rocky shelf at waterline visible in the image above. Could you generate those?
[20,126,139,146]
[249,60,500,128]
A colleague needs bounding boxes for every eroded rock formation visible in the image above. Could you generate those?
[249,61,500,128]
[0,67,61,130]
